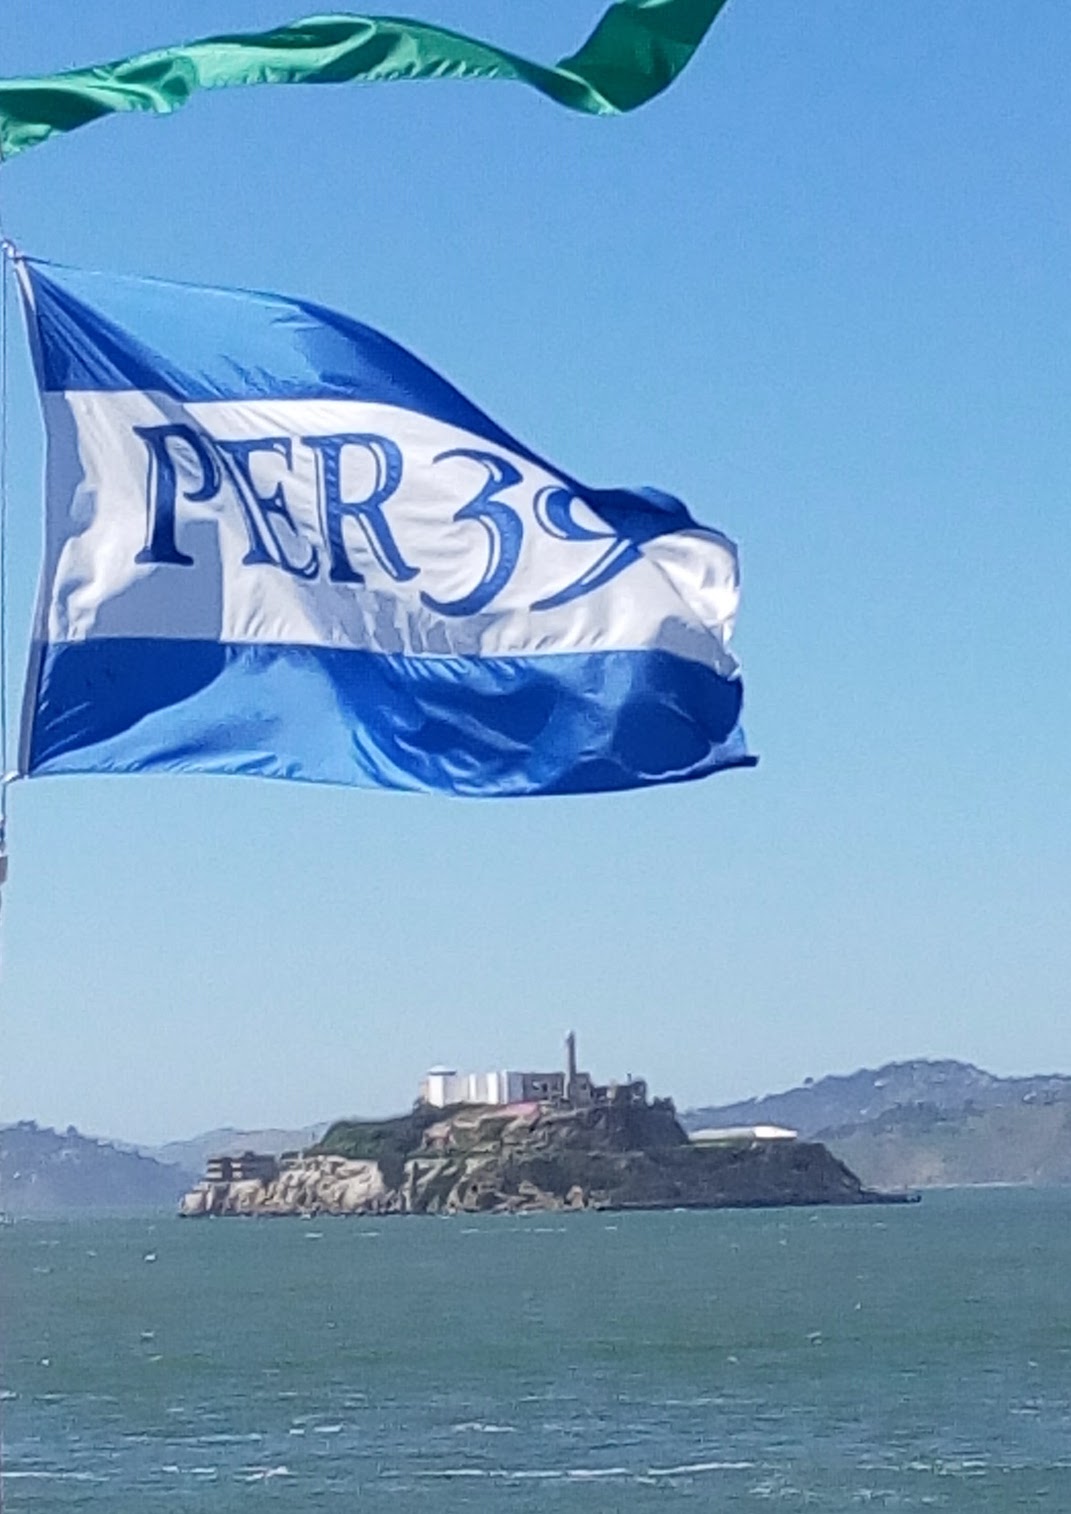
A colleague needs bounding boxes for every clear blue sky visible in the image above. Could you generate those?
[0,1,1067,1145]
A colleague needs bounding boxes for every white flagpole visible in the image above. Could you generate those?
[0,235,14,898]
[0,218,9,1514]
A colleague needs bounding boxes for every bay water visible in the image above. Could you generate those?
[3,1187,1070,1509]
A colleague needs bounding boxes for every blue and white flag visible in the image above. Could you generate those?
[16,258,755,797]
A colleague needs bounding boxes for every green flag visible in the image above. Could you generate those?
[0,0,730,161]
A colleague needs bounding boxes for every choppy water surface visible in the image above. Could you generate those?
[3,1188,1070,1510]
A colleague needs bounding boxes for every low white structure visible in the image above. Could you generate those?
[688,1124,798,1144]
[420,1066,564,1109]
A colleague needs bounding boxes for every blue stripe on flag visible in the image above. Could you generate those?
[25,259,521,442]
[25,640,754,797]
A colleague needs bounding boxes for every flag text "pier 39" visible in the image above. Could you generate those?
[133,421,643,617]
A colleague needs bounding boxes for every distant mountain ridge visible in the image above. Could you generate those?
[681,1060,1071,1190]
[681,1060,1071,1140]
[0,1122,195,1215]
[815,1099,1071,1190]
[144,1124,327,1174]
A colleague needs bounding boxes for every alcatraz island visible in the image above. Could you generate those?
[179,1035,911,1218]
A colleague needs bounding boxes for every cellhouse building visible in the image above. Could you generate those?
[419,1034,643,1111]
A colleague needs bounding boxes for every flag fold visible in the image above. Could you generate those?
[17,258,753,797]
[0,0,730,161]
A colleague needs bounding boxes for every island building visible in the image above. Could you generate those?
[688,1124,798,1144]
[419,1032,646,1111]
[204,1150,280,1183]
[199,1036,650,1186]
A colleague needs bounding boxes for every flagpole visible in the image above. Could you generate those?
[0,233,13,890]
[0,213,9,1514]
[0,223,29,1514]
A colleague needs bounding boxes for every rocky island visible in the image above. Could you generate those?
[179,1089,906,1219]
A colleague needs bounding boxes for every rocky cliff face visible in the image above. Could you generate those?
[180,1099,898,1218]
[180,1153,387,1217]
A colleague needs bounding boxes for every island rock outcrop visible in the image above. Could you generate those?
[180,1097,905,1218]
[180,1155,387,1216]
